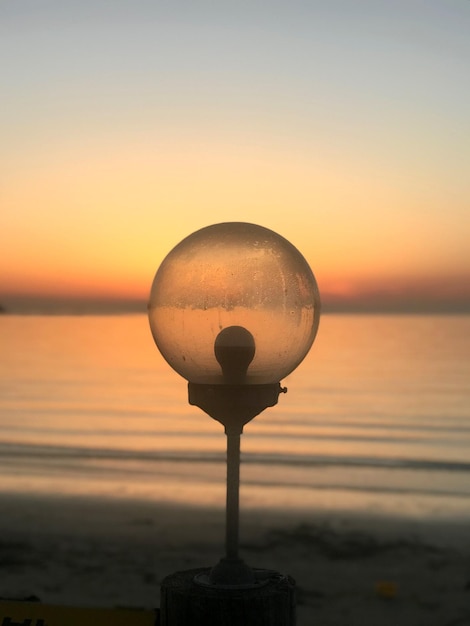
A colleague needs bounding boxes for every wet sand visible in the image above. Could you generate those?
[0,492,469,625]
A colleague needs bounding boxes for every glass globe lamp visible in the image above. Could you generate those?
[148,222,320,586]
[148,222,320,430]
[149,222,319,385]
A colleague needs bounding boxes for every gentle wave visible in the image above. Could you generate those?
[2,441,470,474]
[2,423,469,445]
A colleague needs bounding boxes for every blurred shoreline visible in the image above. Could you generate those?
[1,492,469,625]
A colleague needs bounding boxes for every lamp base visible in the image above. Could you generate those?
[188,382,287,433]
[160,567,296,625]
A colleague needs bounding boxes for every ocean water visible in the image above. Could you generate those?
[1,313,469,524]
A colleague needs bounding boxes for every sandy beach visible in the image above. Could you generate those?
[0,492,469,625]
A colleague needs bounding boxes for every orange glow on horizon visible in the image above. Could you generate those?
[3,130,469,314]
[3,268,470,314]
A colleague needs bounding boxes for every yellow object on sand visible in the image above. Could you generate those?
[375,580,398,599]
[0,600,158,626]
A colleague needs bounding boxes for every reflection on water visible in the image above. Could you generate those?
[1,314,469,522]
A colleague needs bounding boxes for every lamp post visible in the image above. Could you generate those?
[148,222,320,623]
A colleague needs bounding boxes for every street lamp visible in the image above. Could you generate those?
[148,222,320,586]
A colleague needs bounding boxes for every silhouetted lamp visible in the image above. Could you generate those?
[148,222,320,586]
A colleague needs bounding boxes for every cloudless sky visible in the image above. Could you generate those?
[1,0,469,311]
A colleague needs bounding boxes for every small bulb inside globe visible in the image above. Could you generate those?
[214,326,256,384]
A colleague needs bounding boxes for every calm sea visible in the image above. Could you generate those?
[1,314,469,524]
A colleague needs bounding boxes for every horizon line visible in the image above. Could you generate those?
[1,297,469,316]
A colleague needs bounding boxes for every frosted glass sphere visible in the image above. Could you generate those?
[148,222,320,384]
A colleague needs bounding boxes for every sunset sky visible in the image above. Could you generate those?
[1,1,469,313]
